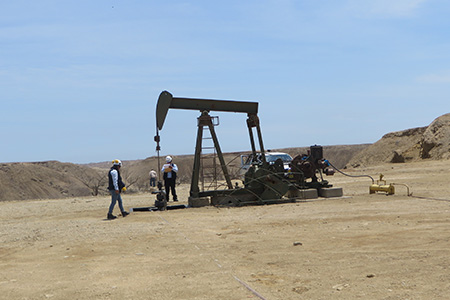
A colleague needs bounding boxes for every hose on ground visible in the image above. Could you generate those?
[326,160,374,183]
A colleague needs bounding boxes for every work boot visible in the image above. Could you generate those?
[107,213,117,220]
[173,199,178,202]
[121,211,129,217]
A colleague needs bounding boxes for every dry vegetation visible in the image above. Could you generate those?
[0,144,368,202]
[1,113,450,299]
[1,158,450,299]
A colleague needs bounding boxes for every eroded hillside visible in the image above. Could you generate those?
[348,113,450,167]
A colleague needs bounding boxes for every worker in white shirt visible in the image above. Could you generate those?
[149,169,157,187]
[161,156,178,201]
[107,159,129,219]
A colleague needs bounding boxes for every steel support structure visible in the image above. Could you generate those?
[155,90,264,199]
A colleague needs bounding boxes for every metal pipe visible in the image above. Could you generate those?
[392,183,412,196]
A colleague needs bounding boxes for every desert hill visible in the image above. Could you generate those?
[0,161,105,201]
[347,113,450,167]
[2,113,449,202]
[0,145,367,202]
[3,114,450,300]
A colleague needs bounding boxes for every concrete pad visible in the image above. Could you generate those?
[319,187,343,198]
[288,188,318,200]
[188,197,210,207]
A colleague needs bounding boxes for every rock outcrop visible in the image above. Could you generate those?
[347,113,450,167]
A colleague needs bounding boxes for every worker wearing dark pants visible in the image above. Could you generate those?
[161,156,178,201]
[107,159,129,219]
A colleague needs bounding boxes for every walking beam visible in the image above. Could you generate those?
[156,90,258,130]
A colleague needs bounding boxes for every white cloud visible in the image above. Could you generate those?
[346,0,429,17]
[417,72,450,83]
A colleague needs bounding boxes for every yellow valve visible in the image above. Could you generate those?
[369,174,395,195]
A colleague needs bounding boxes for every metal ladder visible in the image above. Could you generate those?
[200,117,219,191]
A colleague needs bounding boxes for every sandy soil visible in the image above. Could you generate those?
[1,160,450,300]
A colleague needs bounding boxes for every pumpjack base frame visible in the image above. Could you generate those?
[130,204,187,212]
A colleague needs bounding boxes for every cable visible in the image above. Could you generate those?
[157,215,268,299]
[326,160,374,183]
[408,195,450,202]
[326,161,450,201]
[233,275,268,300]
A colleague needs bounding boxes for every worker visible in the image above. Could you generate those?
[107,159,129,220]
[161,156,178,202]
[149,168,157,187]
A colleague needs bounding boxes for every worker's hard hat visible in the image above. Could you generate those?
[112,159,122,166]
[165,156,172,163]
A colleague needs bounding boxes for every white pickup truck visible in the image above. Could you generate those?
[240,151,293,176]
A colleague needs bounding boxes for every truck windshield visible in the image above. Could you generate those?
[243,153,293,166]
[266,154,292,163]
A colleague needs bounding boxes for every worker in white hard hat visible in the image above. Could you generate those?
[107,159,129,219]
[161,155,178,201]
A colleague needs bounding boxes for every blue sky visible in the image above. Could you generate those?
[1,0,449,163]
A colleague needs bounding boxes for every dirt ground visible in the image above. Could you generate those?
[1,159,450,300]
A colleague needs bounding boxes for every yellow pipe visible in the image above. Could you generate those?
[392,183,412,196]
[369,183,395,195]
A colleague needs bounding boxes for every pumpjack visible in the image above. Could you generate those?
[154,91,342,207]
